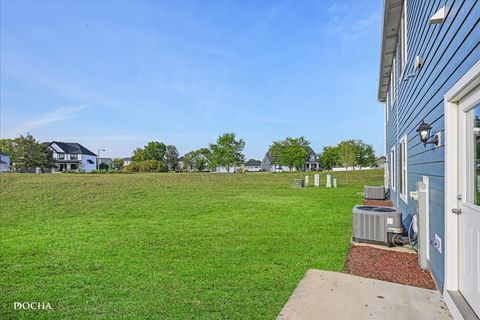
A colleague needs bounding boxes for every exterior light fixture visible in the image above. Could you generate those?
[416,121,438,147]
[429,6,446,25]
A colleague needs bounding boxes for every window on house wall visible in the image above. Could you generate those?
[385,153,389,186]
[391,56,396,106]
[399,135,408,202]
[399,0,408,75]
[386,91,390,122]
[58,153,65,160]
[390,147,396,191]
[71,154,78,160]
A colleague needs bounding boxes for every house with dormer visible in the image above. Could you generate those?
[42,141,97,173]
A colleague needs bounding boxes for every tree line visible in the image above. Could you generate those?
[125,132,246,173]
[0,133,379,174]
[318,139,377,170]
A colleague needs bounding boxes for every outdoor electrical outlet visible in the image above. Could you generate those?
[434,132,442,147]
[432,234,442,254]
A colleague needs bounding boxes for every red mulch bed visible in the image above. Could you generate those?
[345,245,436,290]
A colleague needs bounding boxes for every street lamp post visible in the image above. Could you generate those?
[97,149,105,170]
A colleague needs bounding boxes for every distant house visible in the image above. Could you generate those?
[215,166,238,173]
[123,157,132,166]
[189,153,210,172]
[0,152,10,172]
[43,141,97,173]
[261,152,291,172]
[243,159,261,172]
[304,146,320,171]
[177,156,184,171]
[261,147,319,172]
[98,158,113,169]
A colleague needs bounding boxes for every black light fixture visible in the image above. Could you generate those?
[416,121,439,147]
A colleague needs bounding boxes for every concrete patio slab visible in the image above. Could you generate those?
[278,270,452,320]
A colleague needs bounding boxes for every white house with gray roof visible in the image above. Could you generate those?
[243,159,262,172]
[42,141,97,172]
[0,151,10,172]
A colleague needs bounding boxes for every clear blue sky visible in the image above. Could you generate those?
[0,0,383,159]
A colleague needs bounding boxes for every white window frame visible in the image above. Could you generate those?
[390,146,396,191]
[399,135,408,203]
[386,97,390,122]
[399,0,408,77]
[391,56,396,106]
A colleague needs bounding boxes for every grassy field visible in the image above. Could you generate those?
[0,170,383,319]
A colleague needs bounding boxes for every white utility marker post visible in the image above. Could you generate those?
[305,176,310,187]
[326,174,332,188]
[314,174,320,187]
[333,178,338,188]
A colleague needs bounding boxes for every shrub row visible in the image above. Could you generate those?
[124,160,168,173]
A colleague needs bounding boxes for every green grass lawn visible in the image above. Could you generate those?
[0,170,383,319]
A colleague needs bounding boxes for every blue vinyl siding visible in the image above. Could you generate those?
[385,0,480,290]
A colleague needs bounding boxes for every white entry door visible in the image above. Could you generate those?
[459,85,480,315]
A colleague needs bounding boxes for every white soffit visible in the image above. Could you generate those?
[377,0,404,102]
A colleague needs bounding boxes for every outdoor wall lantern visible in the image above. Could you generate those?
[416,121,439,147]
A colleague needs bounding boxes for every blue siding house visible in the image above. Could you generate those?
[379,0,479,318]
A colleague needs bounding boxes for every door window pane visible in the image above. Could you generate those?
[473,105,480,205]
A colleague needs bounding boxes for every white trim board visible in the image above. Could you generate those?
[399,134,408,204]
[444,60,480,319]
[391,146,396,192]
[423,175,430,261]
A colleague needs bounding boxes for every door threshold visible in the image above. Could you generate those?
[446,290,479,320]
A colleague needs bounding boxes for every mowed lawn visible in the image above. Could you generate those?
[0,170,383,319]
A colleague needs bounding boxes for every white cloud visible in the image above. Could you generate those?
[14,106,86,135]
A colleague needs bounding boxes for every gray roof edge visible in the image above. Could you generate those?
[44,141,97,156]
[378,0,404,102]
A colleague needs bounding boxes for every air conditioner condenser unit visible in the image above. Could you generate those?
[364,186,386,200]
[352,205,403,246]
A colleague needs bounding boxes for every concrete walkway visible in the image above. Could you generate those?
[278,270,452,320]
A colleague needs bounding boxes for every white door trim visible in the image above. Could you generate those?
[444,60,480,318]
[423,175,430,260]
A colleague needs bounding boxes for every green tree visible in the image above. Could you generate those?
[131,148,145,162]
[6,134,55,171]
[338,140,357,169]
[0,138,16,158]
[354,140,376,168]
[209,133,245,173]
[131,141,166,162]
[319,146,340,170]
[165,145,180,171]
[194,156,208,172]
[98,162,110,171]
[112,158,124,171]
[143,141,166,161]
[337,139,362,183]
[270,137,310,171]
